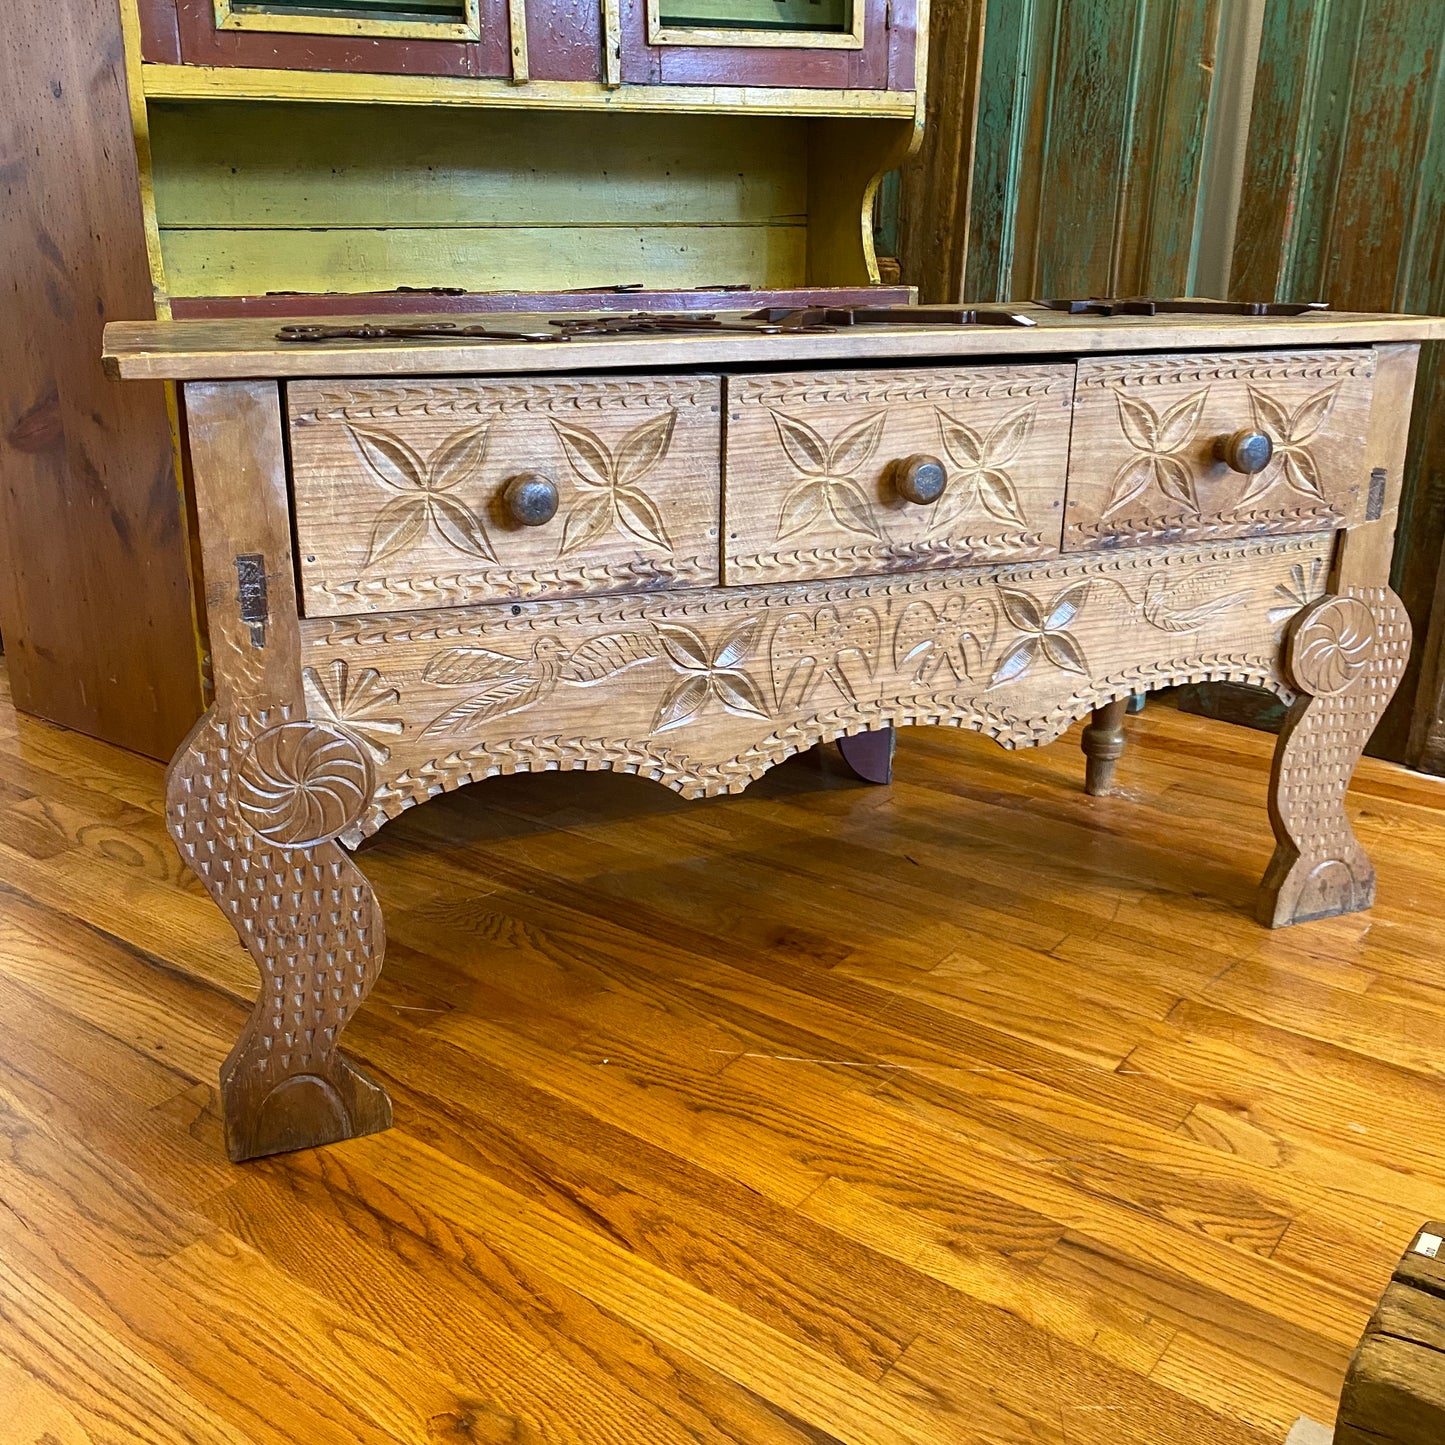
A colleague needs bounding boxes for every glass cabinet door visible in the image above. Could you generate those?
[215,0,482,41]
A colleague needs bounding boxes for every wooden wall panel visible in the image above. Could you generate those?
[1232,2,1445,769]
[0,0,203,759]
[904,0,1222,305]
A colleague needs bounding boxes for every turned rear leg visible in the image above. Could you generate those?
[1081,698,1130,796]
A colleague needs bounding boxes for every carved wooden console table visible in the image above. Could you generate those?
[104,306,1443,1161]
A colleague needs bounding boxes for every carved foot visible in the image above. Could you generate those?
[1259,588,1411,927]
[1082,699,1130,796]
[837,726,896,784]
[167,711,392,1160]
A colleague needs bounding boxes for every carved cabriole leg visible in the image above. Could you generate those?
[837,725,896,783]
[175,380,391,1160]
[1258,588,1411,927]
[1081,698,1129,795]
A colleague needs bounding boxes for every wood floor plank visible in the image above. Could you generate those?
[4,662,1445,1439]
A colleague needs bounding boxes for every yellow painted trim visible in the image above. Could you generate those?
[117,0,173,319]
[602,0,623,88]
[645,0,864,50]
[213,0,481,42]
[507,0,529,81]
[140,63,918,115]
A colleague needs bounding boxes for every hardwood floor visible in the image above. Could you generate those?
[2,660,1444,1444]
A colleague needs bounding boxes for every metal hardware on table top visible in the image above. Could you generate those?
[1039,297,1329,318]
[743,305,1037,328]
[277,322,565,344]
[276,311,838,344]
[546,312,836,337]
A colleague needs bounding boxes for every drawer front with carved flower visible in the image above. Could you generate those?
[1064,348,1377,551]
[721,364,1076,585]
[287,375,723,617]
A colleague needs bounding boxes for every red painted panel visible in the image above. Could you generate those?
[173,0,509,77]
[169,285,915,318]
[136,0,183,62]
[527,0,600,81]
[629,0,892,91]
[886,0,918,91]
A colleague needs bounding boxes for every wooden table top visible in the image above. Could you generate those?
[102,308,1445,382]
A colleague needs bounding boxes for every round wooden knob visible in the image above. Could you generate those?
[893,454,948,505]
[501,473,559,527]
[1214,428,1274,475]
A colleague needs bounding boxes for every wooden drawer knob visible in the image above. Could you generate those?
[1214,428,1274,475]
[893,454,948,505]
[502,472,560,526]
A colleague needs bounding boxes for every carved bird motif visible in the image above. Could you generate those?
[1139,572,1249,633]
[770,605,883,710]
[421,633,655,737]
[892,596,998,685]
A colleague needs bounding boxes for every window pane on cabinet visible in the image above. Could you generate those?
[231,0,468,22]
[658,0,853,34]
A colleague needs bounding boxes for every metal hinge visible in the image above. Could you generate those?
[235,554,268,648]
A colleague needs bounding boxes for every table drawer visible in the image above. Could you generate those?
[1064,348,1377,551]
[288,375,722,616]
[721,364,1074,585]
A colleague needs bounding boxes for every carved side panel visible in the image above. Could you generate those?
[295,532,1338,842]
[288,375,723,616]
[1065,349,1377,550]
[721,365,1075,584]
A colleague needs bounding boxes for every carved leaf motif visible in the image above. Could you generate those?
[1287,383,1340,443]
[1044,580,1092,632]
[1153,456,1199,512]
[560,492,612,555]
[346,423,427,493]
[556,633,656,685]
[614,411,677,487]
[997,587,1043,633]
[653,674,711,732]
[713,671,769,720]
[827,411,887,476]
[778,479,827,540]
[1103,457,1157,516]
[551,418,614,489]
[429,494,496,561]
[770,411,830,475]
[1281,450,1326,501]
[1157,390,1209,451]
[938,412,985,468]
[712,616,760,671]
[825,479,883,539]
[984,405,1035,467]
[1246,385,1293,440]
[366,495,431,566]
[426,421,491,492]
[614,485,672,551]
[977,469,1026,527]
[423,646,533,686]
[1115,392,1161,451]
[422,675,551,736]
[1141,572,1249,632]
[653,621,710,672]
[990,635,1038,687]
[1041,631,1088,674]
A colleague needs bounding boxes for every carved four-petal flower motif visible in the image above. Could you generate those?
[652,618,770,733]
[990,582,1092,687]
[1105,388,1209,516]
[771,409,887,541]
[552,412,677,555]
[346,421,495,567]
[931,403,1034,531]
[1242,383,1342,504]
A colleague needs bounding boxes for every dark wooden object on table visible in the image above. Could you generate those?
[837,728,896,784]
[0,0,203,759]
[1336,1223,1445,1445]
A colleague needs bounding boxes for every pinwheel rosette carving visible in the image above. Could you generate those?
[1287,596,1376,696]
[346,420,495,566]
[652,618,770,733]
[990,581,1093,687]
[931,403,1035,530]
[1104,388,1209,516]
[770,409,887,541]
[234,721,373,848]
[551,411,677,555]
[1241,383,1342,504]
